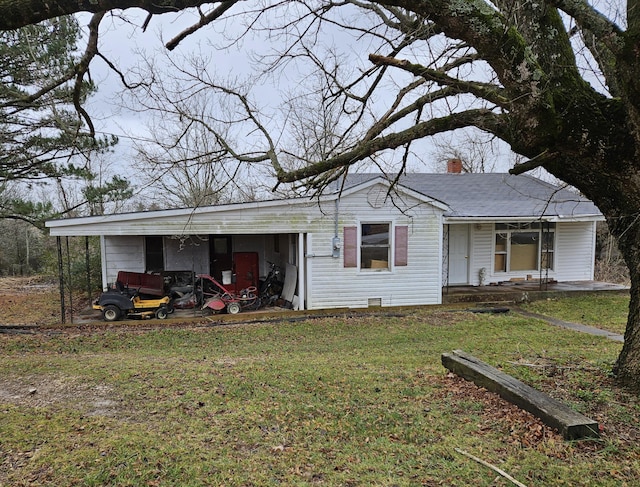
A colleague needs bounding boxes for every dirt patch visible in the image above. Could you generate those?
[0,276,97,326]
[0,276,56,292]
[0,278,124,417]
[0,374,121,417]
[0,277,61,326]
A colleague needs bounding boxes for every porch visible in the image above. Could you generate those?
[442,280,628,304]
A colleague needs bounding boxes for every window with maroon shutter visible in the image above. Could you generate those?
[343,226,357,267]
[360,223,390,269]
[395,225,408,266]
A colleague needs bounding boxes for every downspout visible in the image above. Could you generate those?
[332,194,341,258]
[303,188,341,309]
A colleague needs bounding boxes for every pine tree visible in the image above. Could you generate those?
[0,16,117,224]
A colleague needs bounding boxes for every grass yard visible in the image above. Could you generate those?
[522,292,630,336]
[1,285,639,486]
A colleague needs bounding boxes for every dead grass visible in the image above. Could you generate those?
[0,276,60,325]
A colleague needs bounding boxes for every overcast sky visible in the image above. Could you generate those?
[77,6,517,194]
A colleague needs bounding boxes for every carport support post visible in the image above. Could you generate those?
[66,237,74,324]
[56,236,66,324]
[85,236,92,303]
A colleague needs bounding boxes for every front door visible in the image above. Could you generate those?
[449,225,469,285]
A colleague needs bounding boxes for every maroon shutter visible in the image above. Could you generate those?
[395,225,408,266]
[344,226,357,267]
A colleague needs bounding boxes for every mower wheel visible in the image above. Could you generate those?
[155,306,168,320]
[102,305,121,322]
[226,302,241,314]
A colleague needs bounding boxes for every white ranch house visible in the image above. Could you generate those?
[46,173,603,310]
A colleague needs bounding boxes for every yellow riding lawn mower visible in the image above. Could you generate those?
[93,278,173,322]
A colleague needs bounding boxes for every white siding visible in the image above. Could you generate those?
[470,224,494,285]
[469,223,558,284]
[70,183,603,309]
[555,221,597,280]
[305,186,444,309]
[451,221,596,285]
[103,236,144,285]
[101,186,445,308]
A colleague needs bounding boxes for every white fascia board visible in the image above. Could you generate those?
[554,214,605,222]
[336,176,449,211]
[331,175,388,197]
[444,214,604,224]
[45,197,315,235]
[392,185,450,211]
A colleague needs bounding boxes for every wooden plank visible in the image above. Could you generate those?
[281,263,297,304]
[441,350,599,440]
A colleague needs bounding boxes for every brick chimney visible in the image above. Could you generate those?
[447,158,463,173]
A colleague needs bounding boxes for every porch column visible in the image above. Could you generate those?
[298,232,305,310]
[56,236,66,324]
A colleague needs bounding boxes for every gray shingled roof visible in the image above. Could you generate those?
[343,173,602,219]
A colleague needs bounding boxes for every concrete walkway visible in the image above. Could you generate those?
[514,308,624,343]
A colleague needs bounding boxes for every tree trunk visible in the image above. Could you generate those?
[537,101,640,386]
[613,223,640,387]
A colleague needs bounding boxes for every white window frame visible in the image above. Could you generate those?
[493,222,555,273]
[360,222,391,271]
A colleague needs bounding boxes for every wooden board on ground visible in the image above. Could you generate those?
[441,349,599,440]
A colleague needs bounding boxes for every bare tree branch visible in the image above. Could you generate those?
[369,53,509,108]
[277,108,502,184]
[0,0,230,30]
[509,150,557,175]
[165,0,239,50]
[72,12,105,137]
